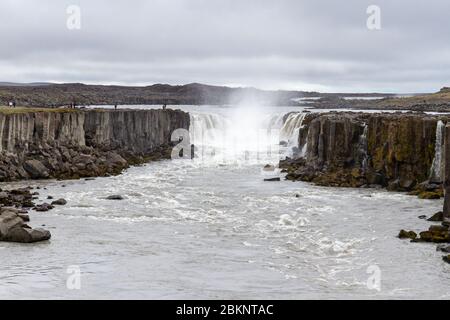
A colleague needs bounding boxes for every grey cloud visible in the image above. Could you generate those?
[0,0,449,92]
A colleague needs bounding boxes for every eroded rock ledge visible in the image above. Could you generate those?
[280,112,448,197]
[0,108,190,181]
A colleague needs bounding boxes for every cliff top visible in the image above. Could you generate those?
[0,106,77,114]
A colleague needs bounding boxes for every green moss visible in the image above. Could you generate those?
[0,106,77,114]
[418,191,442,199]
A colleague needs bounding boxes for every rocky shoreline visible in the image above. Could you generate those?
[278,111,450,263]
[279,112,447,199]
[0,108,190,181]
[0,187,57,243]
[0,108,190,243]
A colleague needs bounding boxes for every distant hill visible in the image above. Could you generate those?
[1,82,445,110]
[310,87,450,112]
[0,82,52,87]
[0,82,321,107]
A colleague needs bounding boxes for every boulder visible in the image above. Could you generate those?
[436,244,450,253]
[0,208,51,243]
[23,160,49,179]
[33,203,54,212]
[264,177,281,182]
[427,211,443,221]
[106,195,125,200]
[51,198,67,205]
[418,191,442,200]
[398,230,417,240]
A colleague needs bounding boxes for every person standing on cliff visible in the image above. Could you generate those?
[114,104,117,110]
[162,104,167,110]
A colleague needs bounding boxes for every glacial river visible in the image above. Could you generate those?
[0,105,449,299]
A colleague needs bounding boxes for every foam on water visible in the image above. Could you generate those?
[0,105,448,299]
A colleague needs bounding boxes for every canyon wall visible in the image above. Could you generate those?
[0,109,189,181]
[281,112,449,197]
[443,124,450,222]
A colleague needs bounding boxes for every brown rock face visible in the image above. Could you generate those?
[443,124,450,223]
[0,207,51,243]
[281,112,448,191]
[0,109,190,181]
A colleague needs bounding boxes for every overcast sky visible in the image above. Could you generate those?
[0,0,449,93]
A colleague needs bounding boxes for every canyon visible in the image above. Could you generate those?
[0,107,189,243]
[0,108,190,181]
[280,112,448,199]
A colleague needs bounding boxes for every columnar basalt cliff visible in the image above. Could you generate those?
[280,112,449,198]
[443,124,450,224]
[0,109,189,181]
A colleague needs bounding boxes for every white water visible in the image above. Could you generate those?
[0,105,449,299]
[359,124,369,172]
[430,120,445,183]
[279,112,308,158]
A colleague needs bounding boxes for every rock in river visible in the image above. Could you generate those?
[33,203,54,212]
[427,211,443,222]
[0,207,51,243]
[398,230,417,240]
[51,198,67,205]
[106,195,125,200]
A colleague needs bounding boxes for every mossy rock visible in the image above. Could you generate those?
[398,229,417,240]
[419,230,450,243]
[418,191,442,199]
[427,211,443,221]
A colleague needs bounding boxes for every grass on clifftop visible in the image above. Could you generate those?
[0,106,79,114]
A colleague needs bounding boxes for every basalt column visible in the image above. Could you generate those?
[443,124,450,223]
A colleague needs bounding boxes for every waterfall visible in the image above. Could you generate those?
[279,112,308,158]
[189,113,229,148]
[429,120,445,183]
[359,124,368,172]
[188,109,281,164]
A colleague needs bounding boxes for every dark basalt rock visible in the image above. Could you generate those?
[427,211,443,222]
[417,227,450,243]
[264,177,281,182]
[279,112,449,195]
[436,244,450,253]
[0,207,51,243]
[0,188,36,208]
[51,198,67,205]
[443,255,450,264]
[106,195,125,200]
[33,203,54,212]
[0,109,190,183]
[398,230,417,240]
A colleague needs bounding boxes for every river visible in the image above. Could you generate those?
[0,105,448,299]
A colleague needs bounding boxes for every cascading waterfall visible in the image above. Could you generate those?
[358,124,368,172]
[429,120,445,183]
[189,113,229,148]
[188,109,282,164]
[279,112,308,158]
